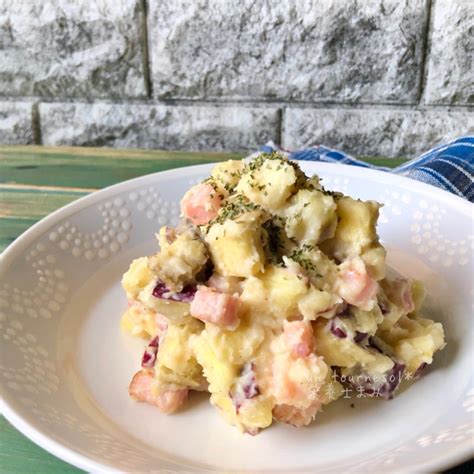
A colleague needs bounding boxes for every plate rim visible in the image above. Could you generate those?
[1,161,473,472]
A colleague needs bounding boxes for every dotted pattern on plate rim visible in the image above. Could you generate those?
[129,187,181,226]
[48,197,132,261]
[0,243,68,321]
[410,199,473,266]
[1,318,60,396]
[377,189,412,224]
[377,190,473,266]
[0,245,64,400]
[320,176,350,194]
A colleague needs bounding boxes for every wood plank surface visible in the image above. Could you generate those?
[0,146,242,189]
[0,417,80,473]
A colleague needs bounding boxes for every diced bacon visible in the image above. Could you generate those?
[272,352,325,406]
[337,257,378,311]
[273,400,322,427]
[190,286,240,328]
[180,183,222,225]
[129,370,188,414]
[283,321,314,358]
[155,388,189,413]
[384,279,415,314]
[272,359,307,402]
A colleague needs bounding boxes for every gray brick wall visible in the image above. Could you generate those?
[1,0,472,157]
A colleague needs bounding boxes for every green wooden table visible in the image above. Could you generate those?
[0,146,470,473]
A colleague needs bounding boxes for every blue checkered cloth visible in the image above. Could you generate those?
[261,136,474,203]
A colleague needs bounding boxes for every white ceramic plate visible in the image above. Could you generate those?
[1,163,473,473]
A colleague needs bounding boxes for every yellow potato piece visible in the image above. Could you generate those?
[283,189,337,245]
[328,197,381,260]
[206,215,265,277]
[149,230,208,292]
[122,257,155,300]
[297,286,336,321]
[241,265,307,324]
[120,305,156,338]
[211,160,245,195]
[156,321,204,389]
[205,315,266,365]
[378,316,446,373]
[313,320,387,369]
[192,333,238,396]
[236,158,297,211]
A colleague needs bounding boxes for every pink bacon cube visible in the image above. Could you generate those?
[337,257,378,311]
[129,370,188,414]
[180,183,222,225]
[273,400,322,427]
[190,286,240,329]
[283,321,314,358]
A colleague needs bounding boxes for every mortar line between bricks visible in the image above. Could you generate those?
[31,103,42,145]
[276,108,283,146]
[418,0,434,104]
[140,0,152,98]
[280,106,287,148]
[4,97,473,111]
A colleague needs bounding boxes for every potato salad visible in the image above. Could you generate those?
[121,152,446,434]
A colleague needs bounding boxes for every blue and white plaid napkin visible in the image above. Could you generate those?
[261,136,474,203]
